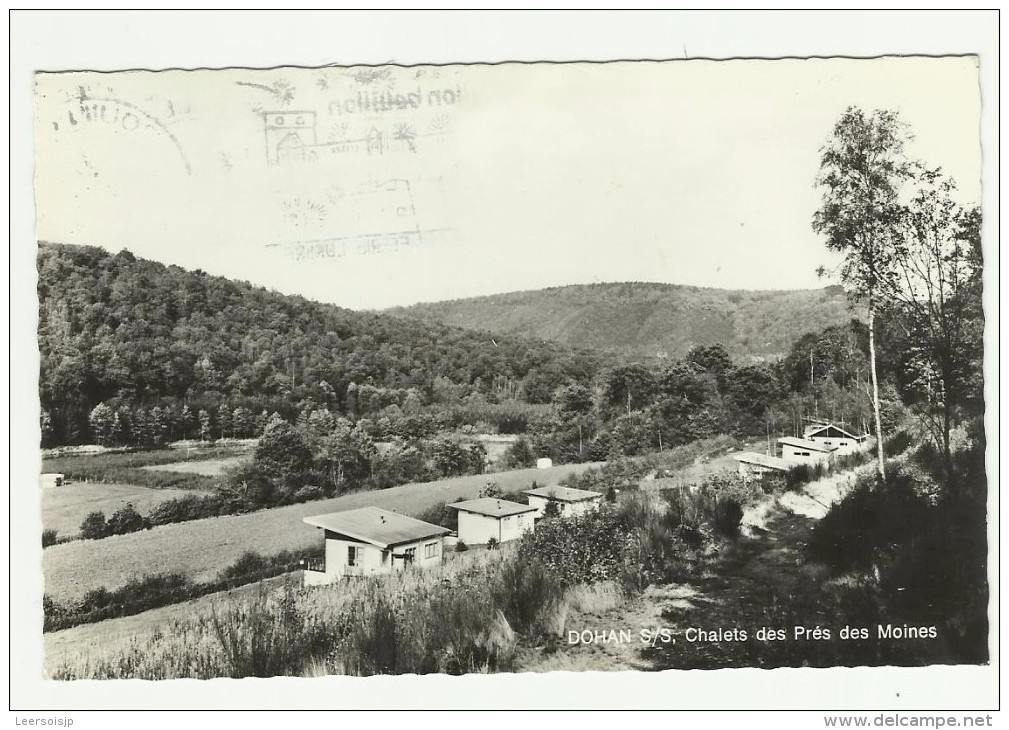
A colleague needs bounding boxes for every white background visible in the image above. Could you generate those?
[7,8,1000,718]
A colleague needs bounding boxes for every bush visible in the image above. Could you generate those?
[221,550,269,581]
[292,485,324,503]
[108,503,147,535]
[809,463,936,573]
[519,507,634,587]
[146,493,230,527]
[712,497,744,538]
[490,558,565,640]
[42,529,58,548]
[454,540,469,552]
[486,537,499,550]
[79,511,110,540]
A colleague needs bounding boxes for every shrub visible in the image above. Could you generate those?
[712,497,744,538]
[809,463,935,573]
[519,507,634,587]
[146,493,229,527]
[221,551,269,581]
[487,537,499,550]
[292,485,324,503]
[108,503,147,535]
[79,511,110,540]
[42,529,58,548]
[490,558,565,640]
[455,540,469,553]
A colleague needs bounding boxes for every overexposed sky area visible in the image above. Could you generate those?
[34,56,981,310]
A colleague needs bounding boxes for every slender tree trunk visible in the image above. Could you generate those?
[868,305,886,481]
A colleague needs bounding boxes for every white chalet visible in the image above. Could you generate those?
[302,506,451,586]
[450,498,537,545]
[778,436,837,465]
[523,485,602,519]
[802,423,865,455]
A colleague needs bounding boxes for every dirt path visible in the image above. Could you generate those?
[521,468,865,673]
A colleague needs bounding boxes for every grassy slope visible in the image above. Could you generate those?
[42,461,601,605]
[387,282,853,361]
[41,482,211,537]
[45,542,515,676]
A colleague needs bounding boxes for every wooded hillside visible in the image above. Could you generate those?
[386,282,854,361]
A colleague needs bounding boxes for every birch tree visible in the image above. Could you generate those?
[812,107,913,480]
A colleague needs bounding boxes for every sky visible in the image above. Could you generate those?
[33,56,981,310]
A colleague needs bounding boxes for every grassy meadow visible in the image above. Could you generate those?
[142,456,248,477]
[41,446,252,492]
[41,482,210,538]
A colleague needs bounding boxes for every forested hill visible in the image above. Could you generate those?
[37,243,602,446]
[386,282,854,361]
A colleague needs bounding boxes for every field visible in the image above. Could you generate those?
[142,456,247,477]
[41,482,209,537]
[41,445,253,492]
[42,461,602,605]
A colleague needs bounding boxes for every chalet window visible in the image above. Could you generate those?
[347,546,359,567]
[404,547,416,563]
[798,451,810,456]
[424,542,438,559]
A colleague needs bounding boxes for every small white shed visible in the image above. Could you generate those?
[449,498,537,545]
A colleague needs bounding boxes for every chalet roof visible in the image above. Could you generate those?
[449,498,538,518]
[778,436,837,453]
[803,423,862,440]
[303,507,451,549]
[732,451,791,472]
[523,485,603,503]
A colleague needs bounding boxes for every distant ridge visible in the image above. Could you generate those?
[386,282,854,361]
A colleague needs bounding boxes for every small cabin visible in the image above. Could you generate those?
[802,423,865,455]
[449,498,537,545]
[523,485,602,519]
[732,451,791,478]
[302,506,451,586]
[778,436,837,465]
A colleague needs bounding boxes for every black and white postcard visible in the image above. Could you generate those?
[11,9,999,717]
